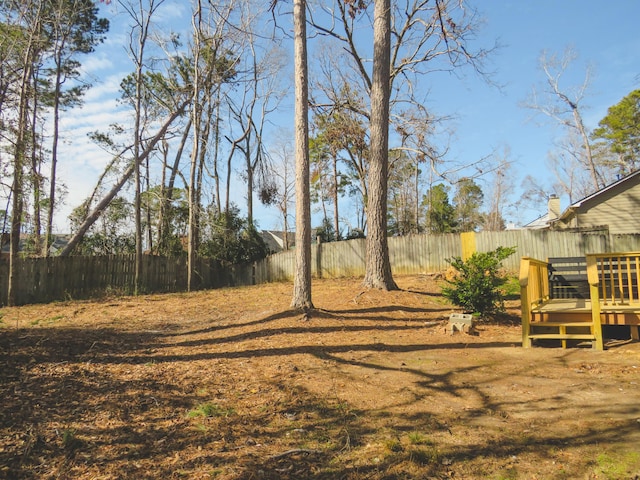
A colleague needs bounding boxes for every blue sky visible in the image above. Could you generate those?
[423,1,640,224]
[55,0,640,233]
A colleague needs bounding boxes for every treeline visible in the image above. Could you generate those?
[2,2,639,307]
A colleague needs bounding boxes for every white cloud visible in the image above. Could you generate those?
[80,55,115,75]
[154,0,187,24]
[52,68,134,230]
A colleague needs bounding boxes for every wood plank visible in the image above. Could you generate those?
[533,298,591,312]
[533,298,640,313]
[528,334,596,340]
[530,322,593,327]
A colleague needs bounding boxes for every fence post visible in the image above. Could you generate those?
[461,232,476,260]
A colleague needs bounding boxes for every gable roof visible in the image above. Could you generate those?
[523,194,561,229]
[523,212,552,229]
[260,230,295,253]
[551,169,640,226]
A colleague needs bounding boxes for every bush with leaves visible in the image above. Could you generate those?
[441,246,516,317]
[345,228,365,240]
[198,206,270,265]
[73,232,136,255]
[315,217,337,243]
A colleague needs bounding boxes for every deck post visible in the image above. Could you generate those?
[586,254,605,350]
[520,257,532,348]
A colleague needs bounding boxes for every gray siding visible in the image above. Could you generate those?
[575,181,640,234]
[554,176,640,234]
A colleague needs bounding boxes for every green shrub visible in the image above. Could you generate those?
[315,217,337,242]
[198,206,270,264]
[441,246,516,317]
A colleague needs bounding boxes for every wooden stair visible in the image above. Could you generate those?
[527,322,597,348]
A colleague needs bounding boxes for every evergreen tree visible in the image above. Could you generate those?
[425,183,456,233]
[454,178,484,232]
[591,89,640,176]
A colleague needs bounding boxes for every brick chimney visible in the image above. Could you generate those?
[548,194,561,221]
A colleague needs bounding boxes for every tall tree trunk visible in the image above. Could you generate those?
[130,0,156,295]
[188,0,203,292]
[30,73,43,254]
[45,50,64,257]
[157,139,169,254]
[8,165,24,306]
[213,91,222,213]
[291,0,313,310]
[158,119,191,254]
[188,128,198,291]
[193,96,213,255]
[363,0,397,290]
[145,153,153,252]
[246,151,254,226]
[8,14,39,305]
[333,156,339,240]
[134,98,143,294]
[414,160,420,232]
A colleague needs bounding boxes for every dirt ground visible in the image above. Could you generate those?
[1,274,640,480]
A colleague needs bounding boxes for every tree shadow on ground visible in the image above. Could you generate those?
[1,302,638,479]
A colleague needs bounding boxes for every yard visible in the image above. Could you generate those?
[1,274,639,479]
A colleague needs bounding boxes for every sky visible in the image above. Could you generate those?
[423,1,640,224]
[53,0,640,233]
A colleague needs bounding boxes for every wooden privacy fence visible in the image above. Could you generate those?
[0,255,252,306]
[3,230,640,306]
[254,230,640,283]
[254,233,463,283]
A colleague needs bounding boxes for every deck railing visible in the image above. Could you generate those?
[586,252,640,306]
[520,252,640,350]
[519,257,550,310]
[586,252,640,349]
[519,257,550,347]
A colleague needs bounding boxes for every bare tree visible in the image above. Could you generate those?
[119,0,166,293]
[43,0,108,256]
[227,33,286,226]
[3,1,46,305]
[184,0,241,288]
[524,47,604,194]
[483,147,514,231]
[188,0,203,291]
[269,131,295,248]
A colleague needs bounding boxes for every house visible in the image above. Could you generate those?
[260,229,325,253]
[523,194,562,230]
[524,170,640,235]
[1,233,72,257]
[260,230,295,253]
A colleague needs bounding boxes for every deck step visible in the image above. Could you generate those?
[528,334,596,340]
[530,322,593,327]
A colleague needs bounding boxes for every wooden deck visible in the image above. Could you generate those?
[520,252,640,350]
